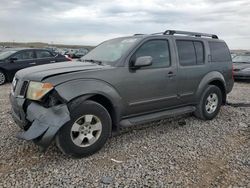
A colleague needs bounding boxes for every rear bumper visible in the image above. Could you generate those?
[234,72,250,80]
[226,78,234,94]
[10,94,71,150]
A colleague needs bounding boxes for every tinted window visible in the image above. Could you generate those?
[209,42,231,62]
[36,50,53,58]
[177,41,196,66]
[134,40,171,68]
[12,51,34,60]
[194,41,204,64]
[177,40,205,66]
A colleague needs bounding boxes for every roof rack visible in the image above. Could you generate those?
[151,32,164,35]
[134,34,145,36]
[163,30,218,39]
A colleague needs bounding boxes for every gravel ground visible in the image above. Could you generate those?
[0,82,249,187]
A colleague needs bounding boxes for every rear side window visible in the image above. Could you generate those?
[36,50,53,58]
[194,42,204,64]
[209,42,231,62]
[177,40,204,66]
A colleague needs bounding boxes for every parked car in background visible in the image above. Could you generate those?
[233,54,250,80]
[64,49,79,58]
[55,48,68,56]
[231,52,237,59]
[10,30,234,158]
[74,48,89,58]
[0,48,71,85]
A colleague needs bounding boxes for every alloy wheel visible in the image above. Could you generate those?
[0,72,5,85]
[70,114,102,147]
[205,93,218,114]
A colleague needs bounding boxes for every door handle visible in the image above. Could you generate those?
[167,71,176,78]
[29,62,36,65]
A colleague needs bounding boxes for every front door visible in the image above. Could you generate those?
[118,39,179,116]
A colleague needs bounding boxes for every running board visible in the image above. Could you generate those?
[120,106,196,127]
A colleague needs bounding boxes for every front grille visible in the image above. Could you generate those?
[19,81,29,96]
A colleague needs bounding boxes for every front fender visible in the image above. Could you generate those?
[195,71,226,101]
[55,79,124,122]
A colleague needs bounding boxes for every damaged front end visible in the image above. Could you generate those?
[17,103,70,149]
[10,79,71,150]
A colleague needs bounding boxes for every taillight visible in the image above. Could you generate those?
[65,55,72,61]
[232,63,234,79]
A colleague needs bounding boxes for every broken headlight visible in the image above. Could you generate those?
[26,81,54,101]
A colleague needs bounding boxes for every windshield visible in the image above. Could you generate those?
[81,37,139,64]
[0,50,17,60]
[233,55,250,63]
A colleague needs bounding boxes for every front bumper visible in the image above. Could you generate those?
[10,94,28,129]
[10,94,71,150]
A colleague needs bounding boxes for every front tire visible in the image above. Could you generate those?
[56,100,112,158]
[194,85,222,120]
[0,71,6,85]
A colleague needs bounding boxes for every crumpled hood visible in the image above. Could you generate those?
[16,61,108,81]
[233,62,250,71]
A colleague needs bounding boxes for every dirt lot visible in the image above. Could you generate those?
[0,82,249,187]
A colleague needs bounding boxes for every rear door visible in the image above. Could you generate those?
[175,39,208,104]
[6,49,36,79]
[35,50,56,65]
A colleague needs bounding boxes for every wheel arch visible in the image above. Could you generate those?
[208,80,226,104]
[196,71,227,104]
[0,68,8,82]
[88,94,118,132]
[54,79,124,133]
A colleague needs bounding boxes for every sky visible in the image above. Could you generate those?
[0,0,249,49]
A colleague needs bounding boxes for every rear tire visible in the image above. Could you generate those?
[56,100,112,158]
[194,85,222,120]
[0,71,6,85]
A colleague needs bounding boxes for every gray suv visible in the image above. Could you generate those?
[10,30,234,158]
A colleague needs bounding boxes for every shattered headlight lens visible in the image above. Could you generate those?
[26,81,54,101]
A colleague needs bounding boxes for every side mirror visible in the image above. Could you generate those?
[9,57,18,63]
[133,56,153,68]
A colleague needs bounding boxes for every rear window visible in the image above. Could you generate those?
[209,42,231,62]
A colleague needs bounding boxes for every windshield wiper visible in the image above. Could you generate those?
[81,59,103,65]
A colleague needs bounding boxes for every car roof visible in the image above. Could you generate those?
[1,48,53,52]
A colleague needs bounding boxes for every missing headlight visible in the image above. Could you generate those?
[39,91,65,108]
